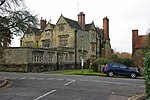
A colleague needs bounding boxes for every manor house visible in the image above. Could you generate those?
[1,12,112,72]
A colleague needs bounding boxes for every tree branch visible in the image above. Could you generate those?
[0,0,6,6]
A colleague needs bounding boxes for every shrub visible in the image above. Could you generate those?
[144,52,150,99]
[84,59,91,69]
[91,58,111,72]
[112,58,132,66]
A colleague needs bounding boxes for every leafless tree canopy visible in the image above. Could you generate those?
[0,0,24,7]
[0,0,38,46]
[0,0,25,14]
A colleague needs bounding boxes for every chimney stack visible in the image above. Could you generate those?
[103,16,109,39]
[40,17,47,30]
[132,29,138,53]
[78,12,85,29]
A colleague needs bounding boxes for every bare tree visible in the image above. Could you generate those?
[0,0,23,7]
[0,0,38,45]
[0,0,6,6]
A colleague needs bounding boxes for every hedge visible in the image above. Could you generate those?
[91,58,111,72]
[144,52,150,99]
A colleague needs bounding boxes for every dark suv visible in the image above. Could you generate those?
[103,63,139,78]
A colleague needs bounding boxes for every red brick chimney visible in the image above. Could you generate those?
[40,17,47,30]
[132,29,138,53]
[103,16,109,39]
[78,12,85,29]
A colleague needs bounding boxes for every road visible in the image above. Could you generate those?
[0,72,145,100]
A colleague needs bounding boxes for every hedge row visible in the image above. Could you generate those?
[144,52,150,99]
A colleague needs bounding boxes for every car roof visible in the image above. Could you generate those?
[106,63,127,66]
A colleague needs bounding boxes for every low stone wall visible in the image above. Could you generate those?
[0,63,77,72]
[0,63,58,72]
[27,63,57,72]
[0,64,28,72]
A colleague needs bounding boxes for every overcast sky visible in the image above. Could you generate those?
[11,0,150,53]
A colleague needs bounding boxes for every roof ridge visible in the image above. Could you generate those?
[63,16,82,30]
[64,16,78,22]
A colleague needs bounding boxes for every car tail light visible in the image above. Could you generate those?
[105,66,108,69]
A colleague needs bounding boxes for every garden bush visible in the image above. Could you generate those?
[91,58,111,72]
[112,58,132,66]
[144,52,150,99]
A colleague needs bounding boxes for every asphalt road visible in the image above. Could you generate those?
[0,72,145,100]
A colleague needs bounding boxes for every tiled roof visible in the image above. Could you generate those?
[135,36,145,49]
[51,24,56,28]
[64,17,82,30]
[30,27,41,36]
[25,27,41,36]
[96,28,103,36]
[44,23,56,31]
[48,23,56,29]
[85,23,92,31]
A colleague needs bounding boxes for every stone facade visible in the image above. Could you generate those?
[0,12,112,72]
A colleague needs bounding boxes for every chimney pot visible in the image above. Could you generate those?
[40,18,47,30]
[78,12,85,29]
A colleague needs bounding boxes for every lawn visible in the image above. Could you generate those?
[46,69,144,79]
[46,69,106,76]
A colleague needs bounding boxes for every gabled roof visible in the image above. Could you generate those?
[85,22,96,31]
[25,27,40,36]
[135,36,146,49]
[63,17,82,30]
[96,27,103,36]
[51,24,56,28]
[44,22,56,31]
[85,23,92,31]
[31,27,40,34]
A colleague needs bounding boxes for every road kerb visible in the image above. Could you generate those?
[128,94,146,100]
[0,79,11,88]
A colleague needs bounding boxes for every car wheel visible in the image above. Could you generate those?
[108,71,114,77]
[130,73,136,78]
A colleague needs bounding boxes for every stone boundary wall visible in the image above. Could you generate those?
[0,47,86,72]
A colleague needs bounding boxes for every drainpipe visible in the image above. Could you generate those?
[75,30,77,69]
[36,40,38,48]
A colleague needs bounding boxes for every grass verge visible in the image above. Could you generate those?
[46,69,106,76]
[45,69,144,79]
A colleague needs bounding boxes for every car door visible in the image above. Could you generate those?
[112,63,122,75]
[119,64,129,75]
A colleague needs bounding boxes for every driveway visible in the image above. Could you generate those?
[0,72,145,100]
